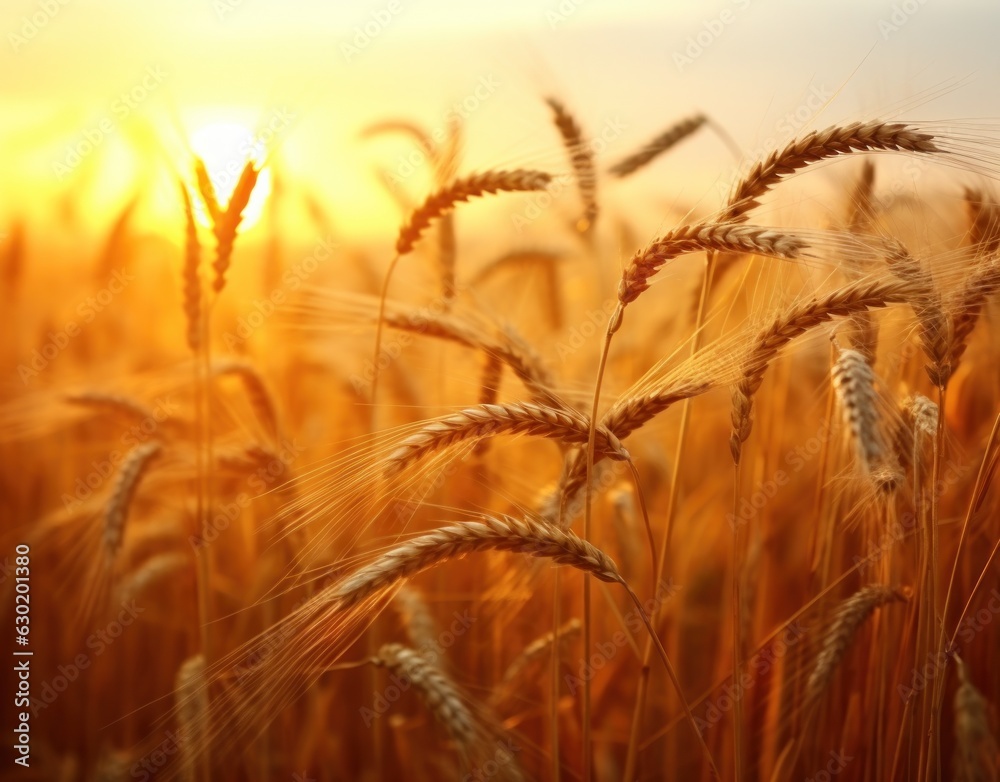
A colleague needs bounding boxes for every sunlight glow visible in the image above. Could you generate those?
[189,121,273,230]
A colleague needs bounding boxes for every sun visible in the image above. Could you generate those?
[189,121,273,230]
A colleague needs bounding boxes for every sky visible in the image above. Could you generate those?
[2,0,1000,238]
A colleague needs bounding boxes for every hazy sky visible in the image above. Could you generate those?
[3,0,999,233]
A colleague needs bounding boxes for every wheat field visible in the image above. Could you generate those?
[3,5,1000,782]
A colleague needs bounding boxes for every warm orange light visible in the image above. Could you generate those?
[189,122,272,230]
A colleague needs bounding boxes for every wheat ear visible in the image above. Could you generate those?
[180,180,202,351]
[213,359,280,440]
[722,121,939,223]
[546,97,597,232]
[805,584,910,706]
[378,306,561,408]
[953,654,999,781]
[175,654,209,782]
[495,618,581,694]
[64,391,157,424]
[327,515,621,611]
[194,160,260,295]
[472,353,504,456]
[396,170,552,256]
[384,402,629,476]
[947,257,1000,381]
[964,187,1000,253]
[730,279,913,464]
[393,586,439,653]
[831,347,897,489]
[846,158,878,231]
[371,170,551,407]
[104,441,162,561]
[608,114,707,177]
[373,643,476,748]
[617,222,809,313]
[194,159,221,223]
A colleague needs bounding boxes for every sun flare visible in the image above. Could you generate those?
[189,121,273,230]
